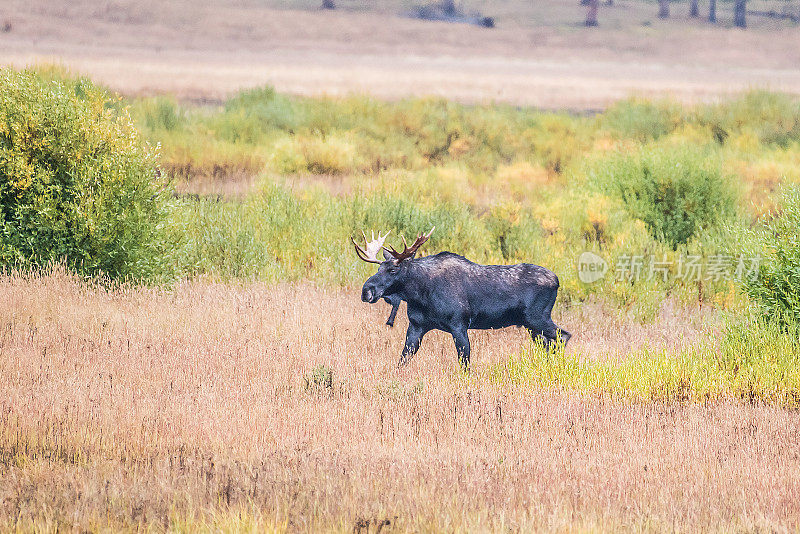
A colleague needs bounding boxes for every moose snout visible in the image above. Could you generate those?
[362,285,378,303]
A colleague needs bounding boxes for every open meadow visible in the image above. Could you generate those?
[2,269,800,531]
[2,1,800,531]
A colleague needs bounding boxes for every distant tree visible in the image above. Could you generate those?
[605,0,613,5]
[441,0,457,15]
[734,0,747,27]
[690,0,700,17]
[585,0,599,26]
[658,0,670,18]
[321,0,335,8]
[580,0,591,5]
[709,0,717,22]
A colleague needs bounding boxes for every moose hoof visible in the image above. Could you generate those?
[561,331,572,346]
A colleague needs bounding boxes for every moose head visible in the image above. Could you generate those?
[352,227,434,304]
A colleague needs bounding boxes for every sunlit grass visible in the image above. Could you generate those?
[491,319,800,407]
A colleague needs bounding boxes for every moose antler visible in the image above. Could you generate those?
[385,226,435,263]
[352,230,391,264]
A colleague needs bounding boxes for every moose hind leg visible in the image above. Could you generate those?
[528,319,570,350]
[399,323,427,367]
[557,326,572,346]
[525,287,567,349]
[526,322,552,350]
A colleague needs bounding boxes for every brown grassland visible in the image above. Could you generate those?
[3,0,800,108]
[1,269,799,532]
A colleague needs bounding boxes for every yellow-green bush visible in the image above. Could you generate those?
[0,68,172,281]
[734,187,800,325]
[45,80,795,317]
[600,98,683,143]
[268,134,361,175]
[697,91,800,147]
[589,144,737,248]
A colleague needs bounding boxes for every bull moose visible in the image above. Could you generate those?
[352,228,571,369]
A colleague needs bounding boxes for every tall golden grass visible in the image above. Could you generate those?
[1,269,799,531]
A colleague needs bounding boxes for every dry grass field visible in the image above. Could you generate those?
[3,0,800,108]
[1,269,799,531]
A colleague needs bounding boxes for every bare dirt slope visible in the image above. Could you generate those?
[2,0,800,108]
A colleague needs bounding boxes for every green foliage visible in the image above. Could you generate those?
[128,85,800,186]
[526,114,586,173]
[132,96,184,133]
[169,184,505,282]
[591,145,736,248]
[697,91,800,147]
[170,186,350,282]
[718,318,800,402]
[600,98,682,143]
[735,187,800,325]
[130,87,593,179]
[10,71,799,315]
[348,193,495,262]
[0,68,172,281]
[268,134,361,175]
[483,204,544,261]
[214,86,300,144]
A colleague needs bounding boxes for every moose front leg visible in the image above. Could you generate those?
[451,327,471,371]
[399,322,427,367]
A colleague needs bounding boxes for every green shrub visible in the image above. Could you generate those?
[169,182,509,283]
[129,86,598,179]
[600,98,682,143]
[718,318,800,402]
[347,193,495,263]
[169,197,283,280]
[132,96,184,133]
[526,114,586,174]
[209,87,299,145]
[697,91,800,147]
[483,204,544,261]
[735,187,800,325]
[0,68,172,281]
[223,85,300,132]
[268,134,361,175]
[160,137,265,179]
[268,136,309,174]
[591,145,736,248]
[170,186,344,281]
